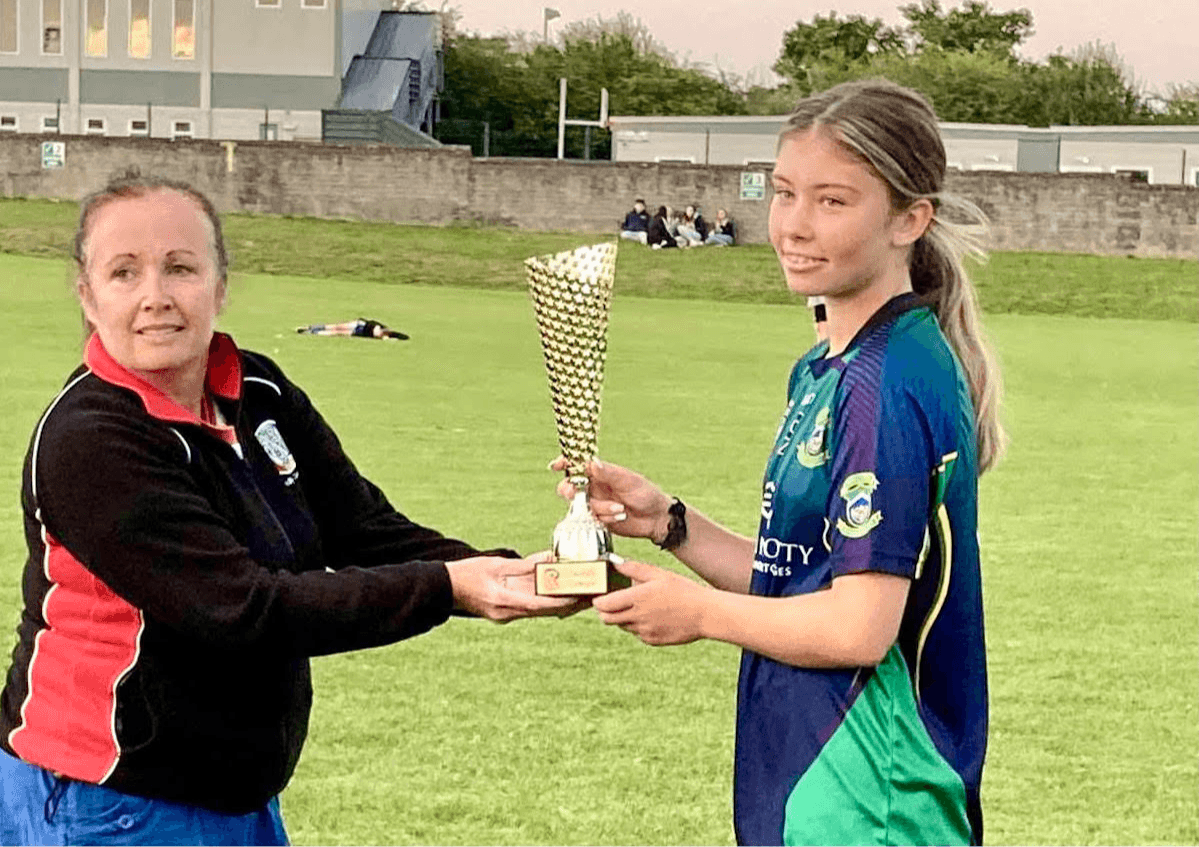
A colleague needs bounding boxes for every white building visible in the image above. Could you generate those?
[0,0,439,142]
[607,115,1199,187]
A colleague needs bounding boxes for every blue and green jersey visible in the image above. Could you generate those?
[734,293,987,846]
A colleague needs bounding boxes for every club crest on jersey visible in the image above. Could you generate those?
[797,407,830,468]
[254,420,297,476]
[837,472,882,538]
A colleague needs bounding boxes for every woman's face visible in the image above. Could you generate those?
[768,128,910,299]
[78,189,225,382]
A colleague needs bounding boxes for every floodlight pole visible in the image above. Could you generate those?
[557,78,609,161]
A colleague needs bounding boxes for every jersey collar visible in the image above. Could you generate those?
[809,291,931,378]
[86,332,244,427]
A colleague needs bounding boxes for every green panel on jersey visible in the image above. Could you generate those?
[782,647,970,846]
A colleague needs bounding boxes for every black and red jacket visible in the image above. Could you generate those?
[1,333,502,814]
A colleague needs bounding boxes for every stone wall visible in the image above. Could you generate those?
[2,134,1195,258]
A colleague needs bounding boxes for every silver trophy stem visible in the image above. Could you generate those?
[552,487,613,563]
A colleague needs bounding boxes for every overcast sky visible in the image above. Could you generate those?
[446,0,1197,96]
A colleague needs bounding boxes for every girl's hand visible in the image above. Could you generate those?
[549,456,673,543]
[591,559,710,646]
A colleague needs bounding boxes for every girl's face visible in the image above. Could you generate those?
[768,128,918,300]
[78,189,225,383]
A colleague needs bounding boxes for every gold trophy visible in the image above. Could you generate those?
[526,242,629,597]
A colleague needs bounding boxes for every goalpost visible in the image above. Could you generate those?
[557,78,608,160]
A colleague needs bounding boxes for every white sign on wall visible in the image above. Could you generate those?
[41,141,65,169]
[740,171,766,201]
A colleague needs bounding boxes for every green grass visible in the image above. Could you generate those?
[0,247,1196,845]
[1,196,1195,321]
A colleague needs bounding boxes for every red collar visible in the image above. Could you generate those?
[86,332,243,432]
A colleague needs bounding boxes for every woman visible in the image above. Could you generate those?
[0,176,575,845]
[705,208,736,246]
[557,80,1004,845]
[296,317,408,339]
[646,205,678,250]
[676,204,707,247]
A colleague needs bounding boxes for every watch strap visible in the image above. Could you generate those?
[655,498,688,551]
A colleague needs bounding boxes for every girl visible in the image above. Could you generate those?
[559,79,1004,845]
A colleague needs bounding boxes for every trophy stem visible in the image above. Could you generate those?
[536,482,628,596]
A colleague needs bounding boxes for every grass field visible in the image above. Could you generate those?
[1,196,1197,321]
[0,211,1196,844]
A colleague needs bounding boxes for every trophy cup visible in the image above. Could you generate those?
[526,242,630,597]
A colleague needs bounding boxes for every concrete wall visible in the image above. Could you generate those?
[1,134,1195,258]
[212,1,336,78]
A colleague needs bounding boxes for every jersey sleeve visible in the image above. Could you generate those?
[824,362,937,580]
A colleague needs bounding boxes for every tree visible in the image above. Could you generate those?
[1018,44,1144,126]
[1160,84,1199,123]
[557,11,672,62]
[772,13,905,95]
[900,0,1033,56]
[868,49,1026,122]
[766,6,1175,127]
[438,24,746,158]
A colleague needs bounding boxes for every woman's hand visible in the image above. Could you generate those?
[550,457,673,543]
[591,559,711,646]
[446,551,587,622]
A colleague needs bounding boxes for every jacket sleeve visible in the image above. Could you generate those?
[34,402,455,658]
[247,354,519,569]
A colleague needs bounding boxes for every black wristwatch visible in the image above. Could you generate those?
[655,498,688,551]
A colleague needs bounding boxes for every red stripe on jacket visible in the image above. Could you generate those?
[9,528,144,784]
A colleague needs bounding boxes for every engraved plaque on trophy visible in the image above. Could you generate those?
[526,242,630,597]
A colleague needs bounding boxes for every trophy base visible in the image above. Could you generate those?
[535,559,631,597]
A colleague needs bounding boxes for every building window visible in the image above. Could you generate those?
[42,116,59,131]
[42,0,62,54]
[129,0,150,58]
[0,0,17,54]
[255,0,281,7]
[85,0,107,57]
[85,117,106,134]
[0,116,16,131]
[172,0,194,59]
[1191,168,1199,188]
[1113,167,1150,184]
[129,118,148,136]
[301,0,328,7]
[172,120,193,139]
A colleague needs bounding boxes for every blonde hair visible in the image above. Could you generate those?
[779,78,1006,474]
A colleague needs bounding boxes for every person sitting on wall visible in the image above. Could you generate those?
[647,206,679,250]
[705,209,736,246]
[676,205,708,247]
[619,199,651,245]
[296,318,409,340]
